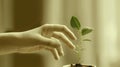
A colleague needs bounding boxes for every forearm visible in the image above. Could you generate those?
[0,32,21,54]
[0,32,42,54]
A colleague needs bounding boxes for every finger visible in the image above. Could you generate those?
[42,24,77,40]
[52,32,76,49]
[56,45,64,56]
[37,36,64,56]
[50,37,64,56]
[46,48,60,60]
[36,35,56,48]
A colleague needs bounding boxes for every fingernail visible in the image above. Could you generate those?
[61,51,64,56]
[72,45,76,49]
[57,56,60,60]
[55,55,60,60]
[70,45,76,49]
[74,36,77,40]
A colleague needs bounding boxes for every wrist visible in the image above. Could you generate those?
[0,32,23,54]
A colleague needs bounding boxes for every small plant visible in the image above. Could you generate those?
[70,16,93,63]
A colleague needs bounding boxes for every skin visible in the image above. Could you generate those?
[0,24,77,60]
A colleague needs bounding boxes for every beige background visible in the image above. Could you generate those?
[0,0,120,67]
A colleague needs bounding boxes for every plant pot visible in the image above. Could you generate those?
[63,63,96,67]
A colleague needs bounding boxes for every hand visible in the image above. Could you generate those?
[0,24,77,60]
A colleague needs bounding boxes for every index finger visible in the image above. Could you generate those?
[42,24,77,40]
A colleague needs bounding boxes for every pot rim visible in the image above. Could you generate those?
[63,63,96,67]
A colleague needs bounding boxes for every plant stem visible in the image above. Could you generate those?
[75,30,82,63]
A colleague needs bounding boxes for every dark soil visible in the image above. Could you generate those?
[70,63,94,67]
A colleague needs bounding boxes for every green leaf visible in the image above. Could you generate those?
[83,39,92,41]
[81,27,93,35]
[70,16,81,30]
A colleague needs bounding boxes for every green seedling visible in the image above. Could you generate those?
[70,16,93,62]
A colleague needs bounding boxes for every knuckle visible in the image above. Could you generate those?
[59,32,63,36]
[61,25,66,29]
[57,33,63,39]
[61,25,67,31]
[54,42,61,48]
[56,43,61,47]
[53,32,64,40]
[43,24,49,26]
[53,43,60,48]
[41,24,49,29]
[49,39,61,48]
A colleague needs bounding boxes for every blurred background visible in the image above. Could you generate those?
[0,0,120,67]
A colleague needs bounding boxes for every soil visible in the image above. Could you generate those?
[70,63,94,67]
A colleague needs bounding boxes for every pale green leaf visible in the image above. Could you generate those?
[83,39,92,41]
[82,28,93,35]
[70,16,81,30]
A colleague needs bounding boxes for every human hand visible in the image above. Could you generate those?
[3,24,77,60]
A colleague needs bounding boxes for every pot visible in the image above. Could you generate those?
[63,63,96,67]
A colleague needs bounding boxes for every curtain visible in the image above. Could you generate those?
[95,0,119,67]
[43,0,120,67]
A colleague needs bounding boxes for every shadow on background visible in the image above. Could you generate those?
[13,0,43,31]
[12,0,45,67]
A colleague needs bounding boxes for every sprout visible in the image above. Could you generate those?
[70,16,93,62]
